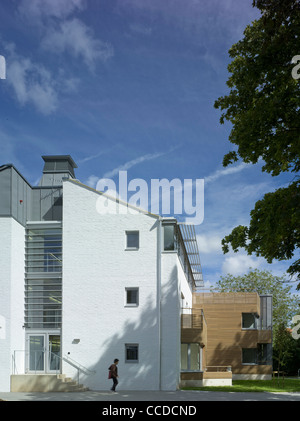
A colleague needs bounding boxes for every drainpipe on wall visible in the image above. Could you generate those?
[157,218,162,391]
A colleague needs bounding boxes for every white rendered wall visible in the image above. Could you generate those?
[159,251,193,391]
[160,252,181,390]
[177,257,193,309]
[62,181,163,390]
[0,218,25,391]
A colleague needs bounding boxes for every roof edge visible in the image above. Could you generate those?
[65,178,161,219]
[42,155,78,168]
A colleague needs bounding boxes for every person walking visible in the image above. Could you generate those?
[108,358,119,392]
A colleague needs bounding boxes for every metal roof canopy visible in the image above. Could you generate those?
[178,223,204,289]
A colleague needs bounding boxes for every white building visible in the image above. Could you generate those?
[0,155,203,392]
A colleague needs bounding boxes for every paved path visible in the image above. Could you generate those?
[1,390,300,401]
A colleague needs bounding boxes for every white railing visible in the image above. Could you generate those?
[12,350,96,385]
[62,355,96,384]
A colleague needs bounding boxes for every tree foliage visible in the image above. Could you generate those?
[213,269,300,374]
[221,180,300,280]
[272,322,300,375]
[214,0,300,286]
[213,269,300,332]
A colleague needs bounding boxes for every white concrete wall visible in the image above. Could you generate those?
[160,252,181,390]
[177,257,193,309]
[233,374,272,381]
[0,217,25,392]
[62,181,163,390]
[159,251,193,391]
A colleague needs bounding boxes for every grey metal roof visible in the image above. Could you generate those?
[42,155,78,169]
[178,223,204,289]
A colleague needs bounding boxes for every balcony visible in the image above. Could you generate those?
[257,329,272,343]
[181,308,207,347]
[180,308,233,387]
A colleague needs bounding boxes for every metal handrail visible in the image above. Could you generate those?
[12,349,62,375]
[12,349,96,385]
[181,308,207,329]
[62,355,96,384]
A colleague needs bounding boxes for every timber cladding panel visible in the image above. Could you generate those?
[181,327,207,347]
[193,293,272,375]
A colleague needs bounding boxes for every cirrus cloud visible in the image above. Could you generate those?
[6,0,114,114]
[7,49,58,115]
[41,18,114,71]
[18,0,85,21]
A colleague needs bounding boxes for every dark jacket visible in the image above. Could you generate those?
[109,363,118,378]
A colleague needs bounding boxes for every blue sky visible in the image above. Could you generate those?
[0,0,297,289]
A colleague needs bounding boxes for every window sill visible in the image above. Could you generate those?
[242,328,258,331]
[242,363,258,366]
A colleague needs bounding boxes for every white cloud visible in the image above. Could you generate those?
[85,175,100,188]
[7,53,58,115]
[5,1,114,112]
[197,233,222,254]
[84,146,180,189]
[18,0,113,72]
[205,162,250,184]
[18,0,85,21]
[4,42,83,115]
[102,151,166,179]
[130,23,152,36]
[77,151,108,165]
[117,0,260,50]
[60,76,80,93]
[222,254,262,276]
[41,18,114,70]
[201,279,214,291]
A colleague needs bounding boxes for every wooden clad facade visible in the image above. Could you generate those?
[193,292,272,378]
[180,292,272,385]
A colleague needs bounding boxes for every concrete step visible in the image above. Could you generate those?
[56,374,89,391]
[11,374,89,393]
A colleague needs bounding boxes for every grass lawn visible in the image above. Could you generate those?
[182,378,300,393]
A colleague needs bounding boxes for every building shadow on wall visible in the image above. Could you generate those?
[207,332,243,373]
[207,331,271,375]
[79,266,179,391]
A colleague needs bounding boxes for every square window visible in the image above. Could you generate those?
[125,344,139,363]
[125,288,139,306]
[242,313,257,329]
[242,348,257,364]
[126,231,139,249]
